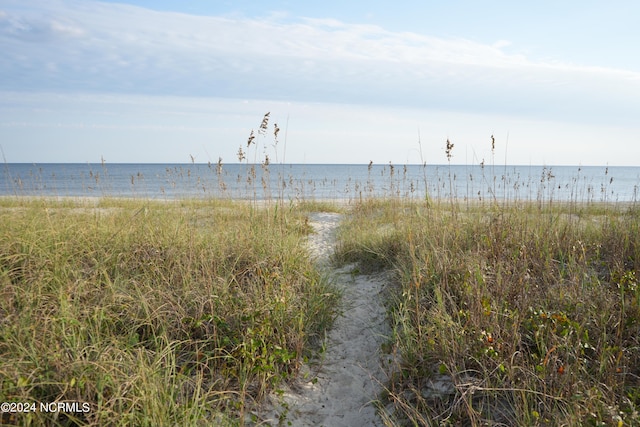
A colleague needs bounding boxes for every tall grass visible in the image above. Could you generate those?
[335,137,639,425]
[0,198,339,426]
[2,122,639,426]
[335,196,640,426]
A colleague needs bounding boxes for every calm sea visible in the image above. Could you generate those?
[1,163,639,203]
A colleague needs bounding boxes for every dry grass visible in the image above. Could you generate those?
[2,124,638,426]
[334,198,640,426]
[0,198,339,426]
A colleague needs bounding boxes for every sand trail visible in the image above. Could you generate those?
[253,212,392,426]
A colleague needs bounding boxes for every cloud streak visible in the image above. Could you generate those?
[1,0,639,128]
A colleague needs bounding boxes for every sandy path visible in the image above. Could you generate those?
[252,212,392,426]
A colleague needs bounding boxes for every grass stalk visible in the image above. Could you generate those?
[334,198,640,426]
[0,198,339,425]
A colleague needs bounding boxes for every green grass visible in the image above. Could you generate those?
[0,198,339,426]
[334,198,640,426]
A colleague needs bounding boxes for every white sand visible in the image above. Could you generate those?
[252,212,394,426]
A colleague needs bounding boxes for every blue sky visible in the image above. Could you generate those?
[1,0,639,165]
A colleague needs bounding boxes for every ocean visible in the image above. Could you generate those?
[1,163,639,203]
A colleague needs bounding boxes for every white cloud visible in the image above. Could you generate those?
[0,0,638,129]
[0,5,84,42]
[493,40,512,49]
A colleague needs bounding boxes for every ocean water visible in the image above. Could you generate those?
[1,163,639,203]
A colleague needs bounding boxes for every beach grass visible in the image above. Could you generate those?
[0,197,339,426]
[334,198,640,426]
[2,154,639,426]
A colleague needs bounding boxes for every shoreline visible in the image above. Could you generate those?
[1,194,637,209]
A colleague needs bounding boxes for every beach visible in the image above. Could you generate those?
[1,196,639,426]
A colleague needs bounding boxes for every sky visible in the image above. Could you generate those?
[1,0,639,165]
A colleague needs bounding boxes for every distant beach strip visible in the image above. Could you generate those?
[2,163,639,202]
